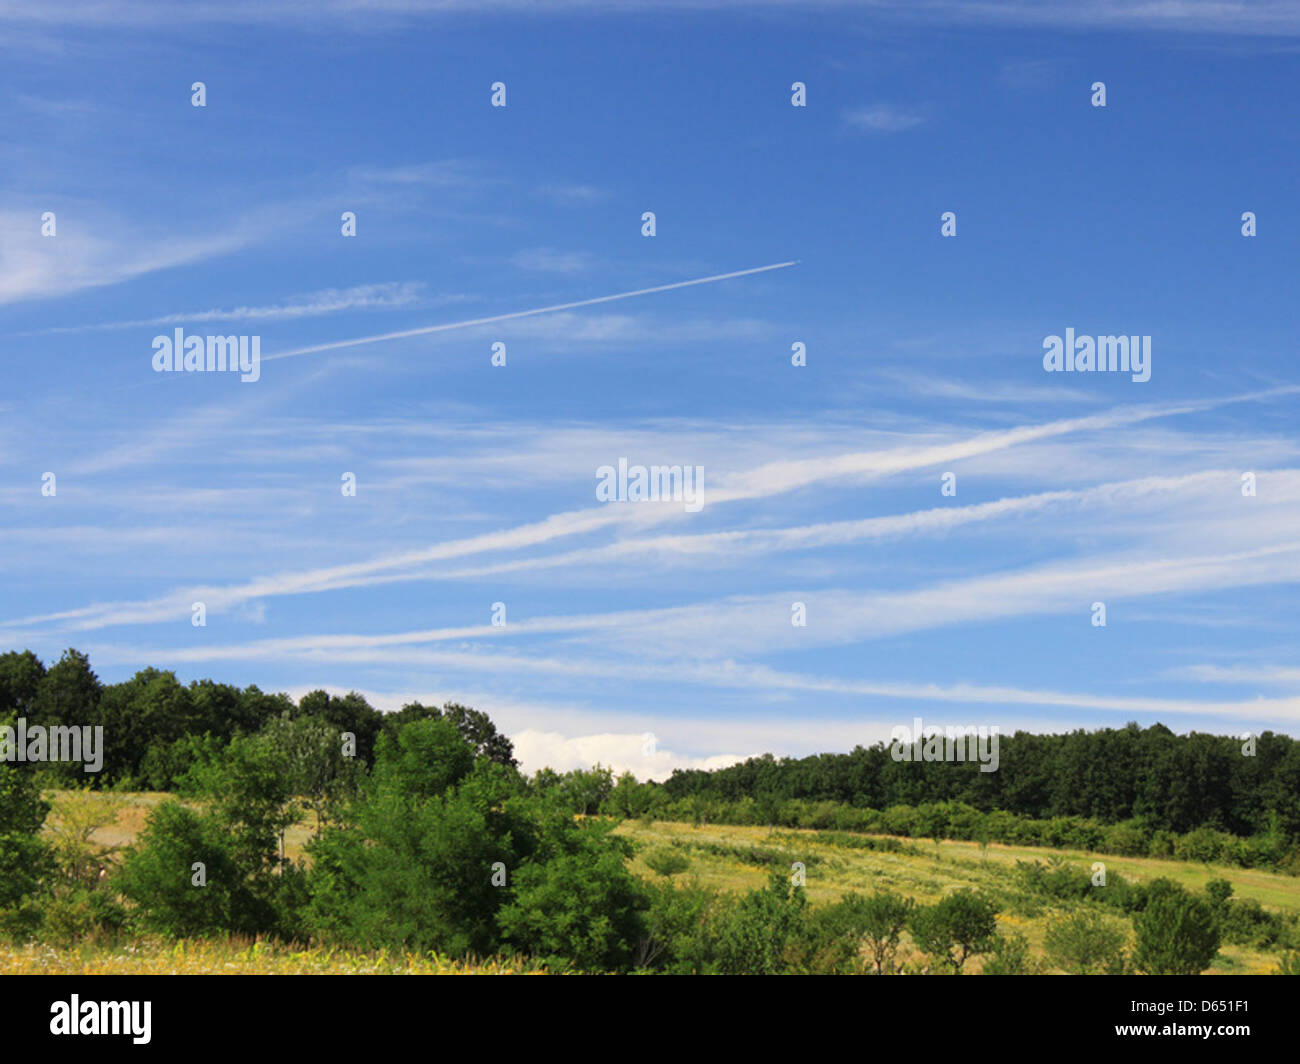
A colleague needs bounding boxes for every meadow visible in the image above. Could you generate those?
[5,790,1296,975]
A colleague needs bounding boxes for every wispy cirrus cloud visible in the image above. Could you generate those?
[535,183,608,204]
[510,247,595,274]
[5,392,1293,635]
[85,640,1300,725]
[0,209,259,306]
[28,282,435,334]
[842,103,929,133]
[4,1,1300,37]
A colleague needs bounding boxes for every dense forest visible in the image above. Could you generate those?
[3,648,1299,973]
[655,725,1300,837]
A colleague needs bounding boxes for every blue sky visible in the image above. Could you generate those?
[3,1,1300,777]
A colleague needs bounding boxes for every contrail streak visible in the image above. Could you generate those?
[262,260,799,362]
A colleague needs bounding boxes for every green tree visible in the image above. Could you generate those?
[29,649,102,784]
[116,801,267,936]
[634,879,716,971]
[30,649,100,730]
[45,789,126,888]
[183,729,301,876]
[498,817,647,971]
[707,870,808,975]
[857,889,914,974]
[908,890,999,973]
[295,690,384,766]
[381,700,515,766]
[96,667,195,787]
[536,765,615,816]
[0,650,45,716]
[307,718,528,956]
[257,714,361,837]
[1132,878,1221,975]
[0,714,53,920]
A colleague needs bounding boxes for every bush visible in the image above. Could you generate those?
[498,821,648,972]
[1103,819,1152,857]
[708,871,809,975]
[982,931,1040,975]
[883,804,919,837]
[0,718,53,914]
[1205,880,1285,948]
[307,744,526,956]
[908,890,999,973]
[1014,858,1089,902]
[1175,827,1228,865]
[856,889,914,974]
[116,801,266,937]
[1147,830,1178,859]
[642,847,691,877]
[1219,897,1282,948]
[792,896,872,974]
[635,880,717,972]
[1132,878,1221,975]
[45,789,126,889]
[41,887,127,943]
[1044,909,1128,974]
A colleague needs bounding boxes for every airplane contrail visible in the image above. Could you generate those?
[262,260,799,362]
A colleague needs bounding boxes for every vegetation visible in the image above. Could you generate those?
[3,649,1298,974]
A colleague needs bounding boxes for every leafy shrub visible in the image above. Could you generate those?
[642,847,691,877]
[982,931,1040,975]
[1044,909,1128,974]
[306,726,527,956]
[708,871,808,975]
[1175,827,1229,865]
[499,821,648,972]
[856,889,914,974]
[1132,878,1221,975]
[0,718,53,914]
[116,801,268,937]
[1103,819,1152,857]
[41,887,127,943]
[908,890,999,973]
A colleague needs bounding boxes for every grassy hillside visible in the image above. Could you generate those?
[8,791,1296,975]
[616,819,1300,974]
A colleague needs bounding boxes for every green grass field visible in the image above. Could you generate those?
[7,792,1296,974]
[615,819,1299,974]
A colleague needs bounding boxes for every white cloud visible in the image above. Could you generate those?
[7,391,1293,633]
[1177,664,1300,686]
[6,1,1298,37]
[510,247,593,274]
[842,104,928,133]
[32,282,430,334]
[509,729,744,780]
[536,183,608,204]
[87,640,1300,725]
[0,209,256,306]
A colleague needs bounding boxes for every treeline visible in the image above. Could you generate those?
[7,651,1300,840]
[0,648,511,789]
[651,726,1300,838]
